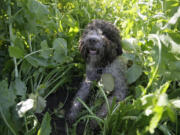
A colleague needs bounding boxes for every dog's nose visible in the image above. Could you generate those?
[88,38,98,44]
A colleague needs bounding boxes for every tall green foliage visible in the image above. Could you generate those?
[0,0,180,135]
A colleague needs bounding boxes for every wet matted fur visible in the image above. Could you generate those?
[67,20,128,125]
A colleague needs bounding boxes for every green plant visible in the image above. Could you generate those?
[0,0,180,135]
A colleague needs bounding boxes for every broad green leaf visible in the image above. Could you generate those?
[166,106,176,122]
[168,32,180,44]
[29,94,46,113]
[37,112,51,135]
[34,96,46,113]
[8,46,24,58]
[53,38,67,63]
[62,15,76,27]
[21,60,32,75]
[159,125,172,135]
[169,88,180,99]
[173,61,180,72]
[14,37,25,50]
[126,63,142,84]
[167,7,180,25]
[27,0,49,20]
[0,80,15,109]
[0,109,19,135]
[160,34,180,55]
[14,78,27,96]
[135,85,146,98]
[40,40,52,59]
[101,73,115,93]
[121,38,140,52]
[26,56,49,67]
[151,41,180,81]
[163,0,180,16]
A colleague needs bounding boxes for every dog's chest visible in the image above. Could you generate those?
[102,56,126,76]
[99,56,127,92]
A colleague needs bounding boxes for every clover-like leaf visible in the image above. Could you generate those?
[101,73,115,93]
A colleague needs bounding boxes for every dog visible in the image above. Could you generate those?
[67,19,128,125]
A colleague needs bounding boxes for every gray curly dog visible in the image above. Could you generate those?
[67,20,128,124]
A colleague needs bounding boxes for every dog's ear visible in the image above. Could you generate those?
[79,39,87,60]
[116,40,123,55]
[104,39,123,64]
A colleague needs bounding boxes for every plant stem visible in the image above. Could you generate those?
[28,33,32,52]
[17,48,54,66]
[145,34,162,94]
[8,0,18,78]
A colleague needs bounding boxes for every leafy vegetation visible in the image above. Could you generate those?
[0,0,180,134]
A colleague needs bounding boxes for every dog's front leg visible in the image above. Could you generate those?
[67,78,92,124]
[97,72,128,118]
[67,65,101,124]
[67,55,101,124]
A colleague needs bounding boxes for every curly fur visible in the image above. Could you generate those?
[67,20,128,125]
[79,20,122,66]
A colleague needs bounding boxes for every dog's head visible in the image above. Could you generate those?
[79,20,122,66]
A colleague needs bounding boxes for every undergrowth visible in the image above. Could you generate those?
[0,0,180,135]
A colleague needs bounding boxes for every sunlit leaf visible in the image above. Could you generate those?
[158,81,170,94]
[167,7,180,25]
[166,106,176,122]
[126,63,142,84]
[149,107,163,134]
[157,93,168,106]
[37,112,51,135]
[168,32,180,44]
[62,15,76,27]
[121,38,140,52]
[171,99,180,108]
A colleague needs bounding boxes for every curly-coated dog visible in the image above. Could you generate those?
[67,20,128,125]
